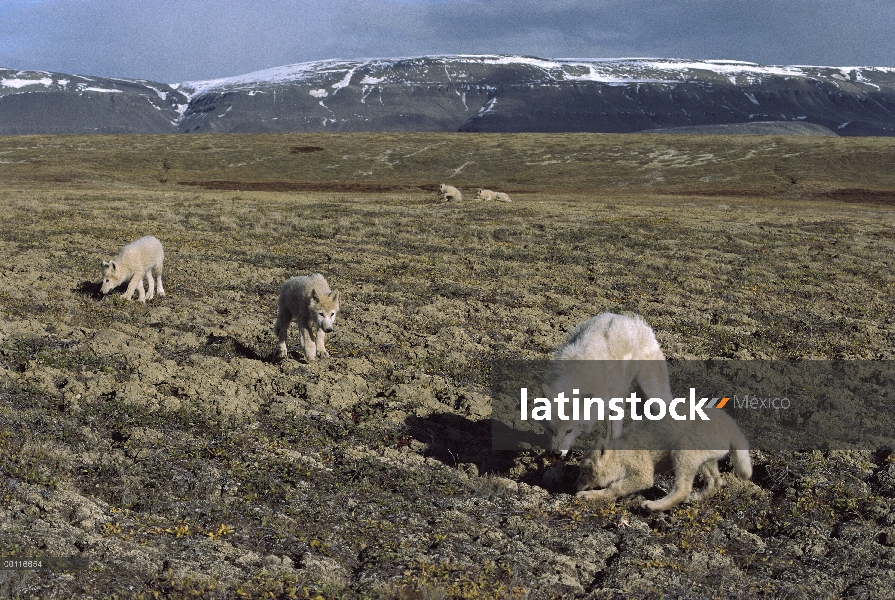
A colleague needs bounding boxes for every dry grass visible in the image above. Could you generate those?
[0,132,893,599]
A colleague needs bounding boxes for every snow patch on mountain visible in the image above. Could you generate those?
[2,77,53,89]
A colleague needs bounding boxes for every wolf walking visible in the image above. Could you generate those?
[274,274,340,362]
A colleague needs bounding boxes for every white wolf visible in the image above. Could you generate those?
[274,274,340,362]
[474,189,512,203]
[575,410,752,511]
[541,313,672,459]
[438,184,462,202]
[100,235,165,302]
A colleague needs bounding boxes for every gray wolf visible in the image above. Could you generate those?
[541,313,672,459]
[100,235,165,302]
[474,189,511,202]
[438,184,462,202]
[274,274,340,362]
[575,410,752,511]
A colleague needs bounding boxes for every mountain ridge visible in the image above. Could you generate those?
[2,55,894,135]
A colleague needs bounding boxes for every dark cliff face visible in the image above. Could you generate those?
[3,56,895,135]
[0,70,187,134]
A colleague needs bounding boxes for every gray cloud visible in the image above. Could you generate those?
[0,0,892,83]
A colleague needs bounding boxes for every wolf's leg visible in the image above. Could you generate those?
[154,262,165,297]
[688,460,724,502]
[642,456,698,511]
[576,488,617,501]
[315,328,329,358]
[126,273,147,302]
[636,359,673,403]
[145,270,155,301]
[607,420,623,439]
[300,326,317,361]
[135,278,147,302]
[274,307,293,359]
[122,273,141,301]
[577,465,654,503]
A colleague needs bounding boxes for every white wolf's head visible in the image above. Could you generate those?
[540,382,581,460]
[310,288,340,333]
[100,260,125,294]
[575,440,624,492]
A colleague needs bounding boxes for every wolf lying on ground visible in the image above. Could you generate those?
[100,235,166,302]
[575,410,752,511]
[541,313,673,459]
[274,273,340,362]
[474,188,512,202]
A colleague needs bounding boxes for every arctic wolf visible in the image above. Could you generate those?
[100,235,165,302]
[575,410,752,511]
[541,313,672,459]
[438,184,462,202]
[274,274,340,362]
[474,189,512,202]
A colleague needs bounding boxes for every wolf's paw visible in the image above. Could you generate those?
[641,499,673,512]
[576,489,613,502]
[317,349,330,358]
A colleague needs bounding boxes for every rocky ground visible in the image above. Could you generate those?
[0,133,894,599]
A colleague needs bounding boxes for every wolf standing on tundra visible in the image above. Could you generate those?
[541,313,673,459]
[575,410,752,511]
[274,274,340,362]
[100,235,166,302]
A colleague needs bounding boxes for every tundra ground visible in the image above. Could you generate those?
[1,133,894,598]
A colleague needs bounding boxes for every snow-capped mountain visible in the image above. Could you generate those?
[2,56,895,135]
[0,69,187,134]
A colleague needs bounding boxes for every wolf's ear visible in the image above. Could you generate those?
[330,290,340,304]
[311,289,320,302]
[597,440,608,458]
[102,260,110,268]
[109,260,117,271]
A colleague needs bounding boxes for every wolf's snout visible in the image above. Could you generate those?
[323,326,334,333]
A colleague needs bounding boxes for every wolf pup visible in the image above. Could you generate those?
[575,411,752,511]
[274,274,340,362]
[541,313,673,459]
[438,184,462,202]
[100,235,166,302]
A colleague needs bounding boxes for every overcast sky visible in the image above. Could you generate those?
[1,0,893,83]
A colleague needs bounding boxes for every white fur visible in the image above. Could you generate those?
[474,189,512,203]
[541,313,672,459]
[274,274,340,362]
[438,184,462,202]
[575,411,752,511]
[100,236,165,302]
